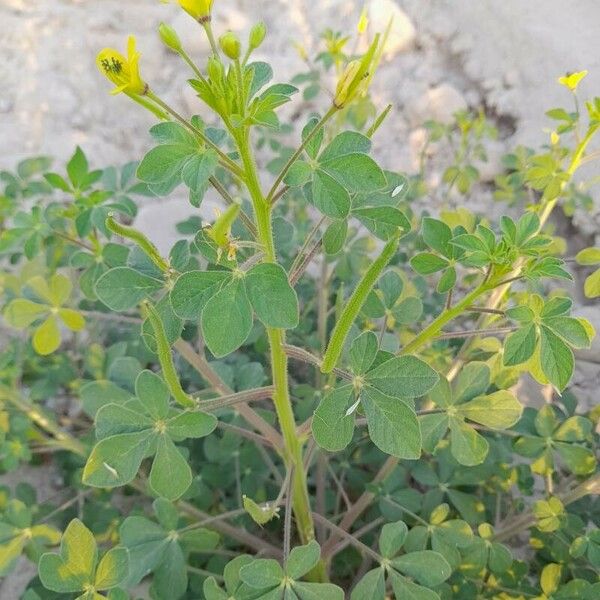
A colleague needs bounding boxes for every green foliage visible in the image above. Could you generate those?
[39,519,129,598]
[0,4,599,599]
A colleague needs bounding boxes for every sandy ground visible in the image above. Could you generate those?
[1,1,600,596]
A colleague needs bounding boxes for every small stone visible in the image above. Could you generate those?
[369,0,416,57]
[408,83,468,125]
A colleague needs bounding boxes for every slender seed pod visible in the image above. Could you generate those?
[106,215,170,273]
[321,233,400,373]
[144,301,195,408]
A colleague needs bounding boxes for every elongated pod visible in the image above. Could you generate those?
[106,214,170,273]
[144,301,195,408]
[321,234,400,373]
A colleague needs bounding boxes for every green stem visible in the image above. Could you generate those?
[400,283,489,356]
[146,91,244,178]
[236,130,325,579]
[266,105,338,204]
[202,21,220,57]
[321,234,400,373]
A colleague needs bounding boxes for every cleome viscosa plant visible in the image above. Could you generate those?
[1,1,600,598]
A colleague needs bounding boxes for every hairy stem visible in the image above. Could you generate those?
[236,129,326,580]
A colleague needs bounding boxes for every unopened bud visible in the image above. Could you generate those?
[219,31,241,60]
[207,55,225,83]
[159,23,182,52]
[249,22,267,51]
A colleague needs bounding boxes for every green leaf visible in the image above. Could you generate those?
[310,170,351,219]
[3,299,48,328]
[293,582,344,600]
[32,315,61,355]
[94,547,129,590]
[379,521,408,558]
[584,269,600,298]
[39,519,97,593]
[449,420,488,466]
[410,253,449,275]
[67,147,90,189]
[575,247,600,265]
[437,267,456,293]
[365,356,439,399]
[201,277,253,357]
[284,161,313,187]
[83,431,154,488]
[118,516,169,586]
[149,435,192,500]
[94,403,153,439]
[286,541,321,579]
[350,568,385,600]
[353,206,411,241]
[422,218,452,256]
[245,263,299,329]
[503,324,537,366]
[135,370,170,421]
[166,411,217,441]
[181,150,218,193]
[319,131,371,162]
[350,331,378,374]
[555,443,596,475]
[95,267,163,311]
[170,270,230,320]
[362,387,421,459]
[322,220,348,255]
[539,325,574,390]
[389,571,439,600]
[459,390,522,429]
[321,153,387,192]
[312,385,355,452]
[544,316,591,348]
[240,558,284,588]
[391,550,451,586]
[453,362,490,403]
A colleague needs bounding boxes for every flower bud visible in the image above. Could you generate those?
[158,22,182,52]
[249,22,267,51]
[333,34,380,109]
[207,55,225,84]
[219,31,241,60]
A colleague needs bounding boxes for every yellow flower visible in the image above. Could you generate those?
[161,0,214,21]
[557,69,588,92]
[96,36,146,96]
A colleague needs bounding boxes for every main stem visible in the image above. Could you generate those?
[237,132,322,574]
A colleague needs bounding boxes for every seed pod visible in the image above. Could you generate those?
[144,301,195,408]
[106,215,169,273]
[321,233,400,373]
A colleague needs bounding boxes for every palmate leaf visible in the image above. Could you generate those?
[205,542,343,599]
[120,499,218,599]
[514,406,596,475]
[504,295,594,390]
[39,519,129,596]
[83,371,216,499]
[170,263,299,358]
[423,364,522,465]
[313,355,437,458]
[351,521,452,600]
